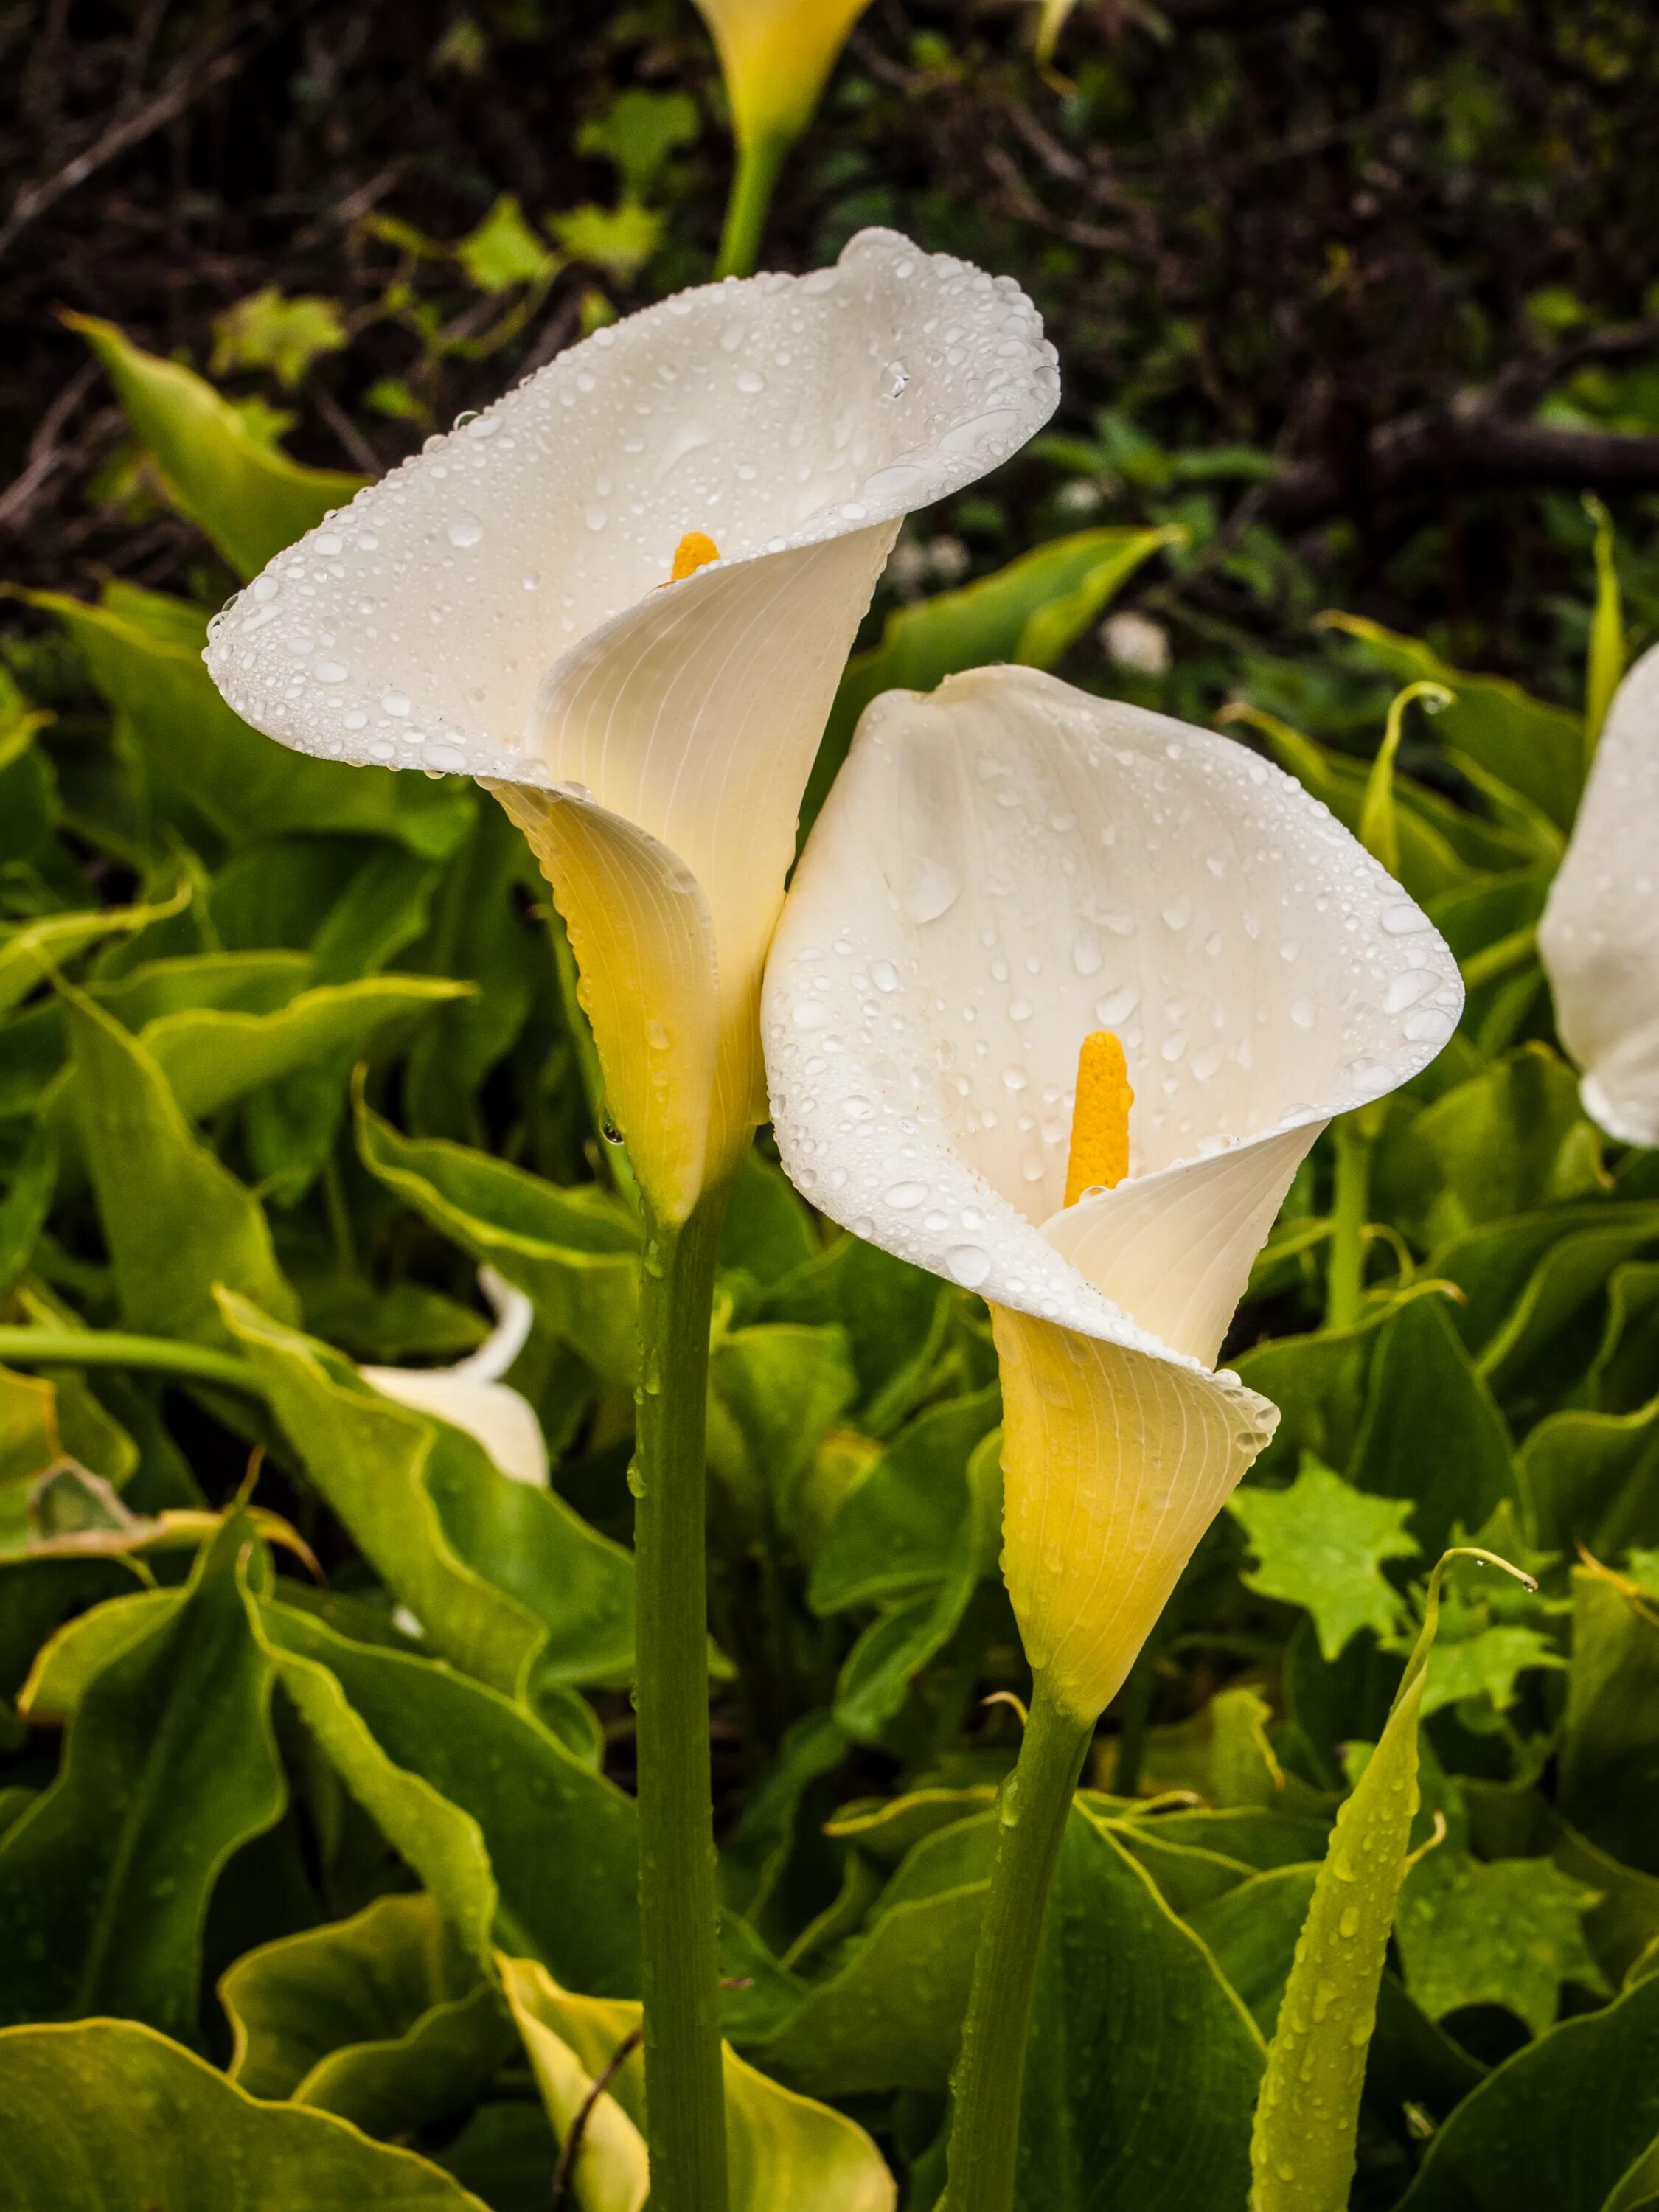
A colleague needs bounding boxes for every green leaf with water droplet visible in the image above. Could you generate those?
[1230,1457,1419,1661]
[1248,1547,1531,2212]
[1396,1849,1606,2037]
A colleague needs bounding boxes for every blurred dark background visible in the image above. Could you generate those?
[4,0,1659,717]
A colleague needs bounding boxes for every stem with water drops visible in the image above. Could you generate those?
[631,1172,734,2212]
[945,1673,1095,2212]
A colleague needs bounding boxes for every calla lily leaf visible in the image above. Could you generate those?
[1394,1966,1659,2212]
[1554,1822,1659,1989]
[498,1952,897,2212]
[67,311,365,580]
[0,2017,491,2211]
[1524,1388,1659,1559]
[1540,641,1659,1147]
[1559,1565,1659,1877]
[24,587,472,858]
[1235,1286,1447,1482]
[1188,1863,1321,2038]
[0,1519,284,2039]
[1014,1806,1263,2208]
[221,1893,515,2138]
[1349,1293,1520,1557]
[707,1321,857,1547]
[810,1386,1001,1615]
[66,984,298,1346]
[1374,1043,1604,1251]
[355,1092,641,1387]
[220,1290,634,1691]
[251,1593,640,1992]
[0,875,191,1015]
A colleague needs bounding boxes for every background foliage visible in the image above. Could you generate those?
[3,4,1659,2208]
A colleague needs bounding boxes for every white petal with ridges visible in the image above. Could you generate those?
[362,1268,549,1489]
[765,665,1463,1721]
[206,230,1056,1217]
[1540,641,1659,1147]
[764,664,1463,1357]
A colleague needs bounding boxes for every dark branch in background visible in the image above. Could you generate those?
[1263,403,1659,530]
[0,7,308,257]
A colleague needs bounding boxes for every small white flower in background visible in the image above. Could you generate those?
[883,530,973,601]
[763,665,1462,1722]
[206,230,1057,1225]
[363,1267,548,1489]
[1056,478,1104,515]
[1100,607,1171,678]
[1540,641,1659,1147]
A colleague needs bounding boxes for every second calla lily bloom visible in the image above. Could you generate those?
[1540,641,1659,1147]
[764,664,1464,1726]
[205,229,1058,1222]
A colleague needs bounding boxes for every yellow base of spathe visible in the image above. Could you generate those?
[991,1301,1274,1726]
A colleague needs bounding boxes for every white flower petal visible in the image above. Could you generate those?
[204,230,1056,788]
[765,663,1463,1723]
[206,229,1057,1216]
[361,1266,549,1487]
[764,664,1464,1363]
[361,1371,550,1489]
[1540,641,1659,1146]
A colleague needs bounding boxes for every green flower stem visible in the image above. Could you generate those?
[1325,1112,1374,1332]
[0,1327,261,1397]
[945,1672,1094,2212]
[632,1173,735,2212]
[716,133,790,279]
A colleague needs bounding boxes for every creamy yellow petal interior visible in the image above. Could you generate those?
[1062,1029,1133,1208]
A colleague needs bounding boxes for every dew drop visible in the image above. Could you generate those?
[447,512,484,549]
[886,1180,928,1210]
[902,859,959,924]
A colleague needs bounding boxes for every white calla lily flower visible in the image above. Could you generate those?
[205,231,1057,1222]
[363,1267,549,1489]
[1540,641,1659,1147]
[764,665,1463,1722]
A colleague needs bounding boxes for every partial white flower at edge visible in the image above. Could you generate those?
[204,230,1058,1225]
[362,1266,548,1489]
[1540,641,1659,1147]
[763,665,1464,1722]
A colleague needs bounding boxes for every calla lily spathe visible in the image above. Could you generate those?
[763,666,1464,1722]
[692,0,873,156]
[206,231,1058,1222]
[362,1268,549,1489]
[1540,641,1659,1148]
